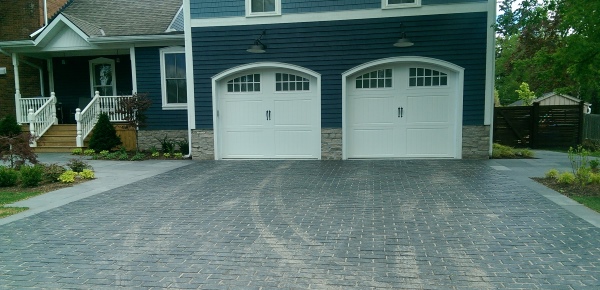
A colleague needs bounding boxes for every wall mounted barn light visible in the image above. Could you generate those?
[393,23,414,48]
[247,30,267,53]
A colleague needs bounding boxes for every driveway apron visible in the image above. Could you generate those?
[1,160,600,289]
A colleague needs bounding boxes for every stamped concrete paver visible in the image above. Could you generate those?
[1,159,600,289]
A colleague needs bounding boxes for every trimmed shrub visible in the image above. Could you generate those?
[557,172,576,185]
[84,149,96,156]
[545,169,560,179]
[19,165,44,187]
[590,173,600,184]
[71,148,83,155]
[66,158,92,173]
[0,115,23,137]
[88,113,122,152]
[40,163,66,183]
[0,166,19,187]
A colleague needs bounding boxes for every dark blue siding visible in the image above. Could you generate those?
[53,56,132,124]
[191,12,488,128]
[191,0,485,19]
[135,47,188,130]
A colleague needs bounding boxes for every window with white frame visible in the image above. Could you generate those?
[246,0,281,17]
[160,47,187,109]
[382,0,420,9]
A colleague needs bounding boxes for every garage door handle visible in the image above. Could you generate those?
[266,110,271,121]
[398,107,403,118]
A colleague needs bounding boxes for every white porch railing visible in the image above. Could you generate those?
[75,91,132,147]
[27,93,58,147]
[17,91,52,124]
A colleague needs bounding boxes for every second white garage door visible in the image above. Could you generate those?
[346,64,460,158]
[218,68,320,159]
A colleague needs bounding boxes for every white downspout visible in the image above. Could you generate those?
[30,0,49,38]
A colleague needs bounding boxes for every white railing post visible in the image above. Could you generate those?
[51,92,58,125]
[28,109,37,147]
[75,108,83,147]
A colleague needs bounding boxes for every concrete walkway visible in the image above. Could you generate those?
[0,153,194,226]
[1,151,600,289]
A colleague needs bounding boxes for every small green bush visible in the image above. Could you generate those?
[71,148,83,155]
[66,158,92,173]
[0,166,18,187]
[0,115,23,137]
[88,112,122,152]
[590,159,600,171]
[151,151,160,157]
[545,169,560,179]
[590,173,600,184]
[58,171,78,183]
[177,140,189,155]
[117,152,129,160]
[157,135,176,154]
[84,149,96,156]
[492,143,534,159]
[99,150,110,157]
[557,172,576,185]
[130,152,146,161]
[79,169,95,179]
[163,152,171,158]
[174,152,183,159]
[40,163,66,183]
[19,165,44,187]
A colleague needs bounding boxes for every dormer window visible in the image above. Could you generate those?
[246,0,281,17]
[382,0,421,9]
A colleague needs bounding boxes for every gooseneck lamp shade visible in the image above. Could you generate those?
[394,32,414,47]
[247,30,267,53]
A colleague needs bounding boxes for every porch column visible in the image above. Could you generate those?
[12,53,22,123]
[130,46,137,94]
[47,58,55,93]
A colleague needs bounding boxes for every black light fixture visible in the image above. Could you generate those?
[393,23,414,48]
[247,30,267,53]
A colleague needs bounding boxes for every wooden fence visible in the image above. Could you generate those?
[115,124,136,151]
[583,114,600,141]
[494,103,583,149]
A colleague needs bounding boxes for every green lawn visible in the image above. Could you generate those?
[0,191,44,218]
[571,196,600,213]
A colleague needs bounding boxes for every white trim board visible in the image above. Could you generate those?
[191,2,488,27]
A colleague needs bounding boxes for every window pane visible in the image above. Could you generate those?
[175,53,186,78]
[441,76,447,86]
[165,55,176,77]
[276,83,282,91]
[303,82,309,90]
[167,80,178,103]
[177,80,187,103]
[94,64,113,87]
[254,84,260,91]
[265,0,275,11]
[356,80,362,88]
[389,0,415,4]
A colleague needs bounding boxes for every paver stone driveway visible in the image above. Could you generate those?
[1,160,600,289]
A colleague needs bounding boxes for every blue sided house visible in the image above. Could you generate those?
[185,0,496,160]
[0,0,188,151]
[0,0,495,159]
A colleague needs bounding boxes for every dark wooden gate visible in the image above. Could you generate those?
[493,103,583,149]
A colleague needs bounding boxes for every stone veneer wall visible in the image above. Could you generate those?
[191,129,215,160]
[322,128,342,160]
[138,130,188,151]
[462,125,491,159]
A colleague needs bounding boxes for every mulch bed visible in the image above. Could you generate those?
[533,177,600,197]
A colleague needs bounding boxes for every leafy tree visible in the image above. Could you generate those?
[495,0,600,108]
[117,93,152,129]
[516,82,536,106]
[88,113,122,152]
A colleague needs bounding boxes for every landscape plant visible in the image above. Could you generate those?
[0,166,19,187]
[66,158,92,173]
[40,163,66,183]
[88,112,122,152]
[58,171,78,183]
[19,165,44,187]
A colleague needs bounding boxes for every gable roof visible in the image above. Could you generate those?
[50,0,183,38]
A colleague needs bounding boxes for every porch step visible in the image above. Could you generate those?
[33,124,88,153]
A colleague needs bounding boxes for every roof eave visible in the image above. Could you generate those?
[88,34,184,44]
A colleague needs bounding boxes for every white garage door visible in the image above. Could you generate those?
[218,68,320,159]
[347,64,459,158]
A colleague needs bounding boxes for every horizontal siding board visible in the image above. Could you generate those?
[191,0,486,18]
[135,47,188,130]
[192,12,488,128]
